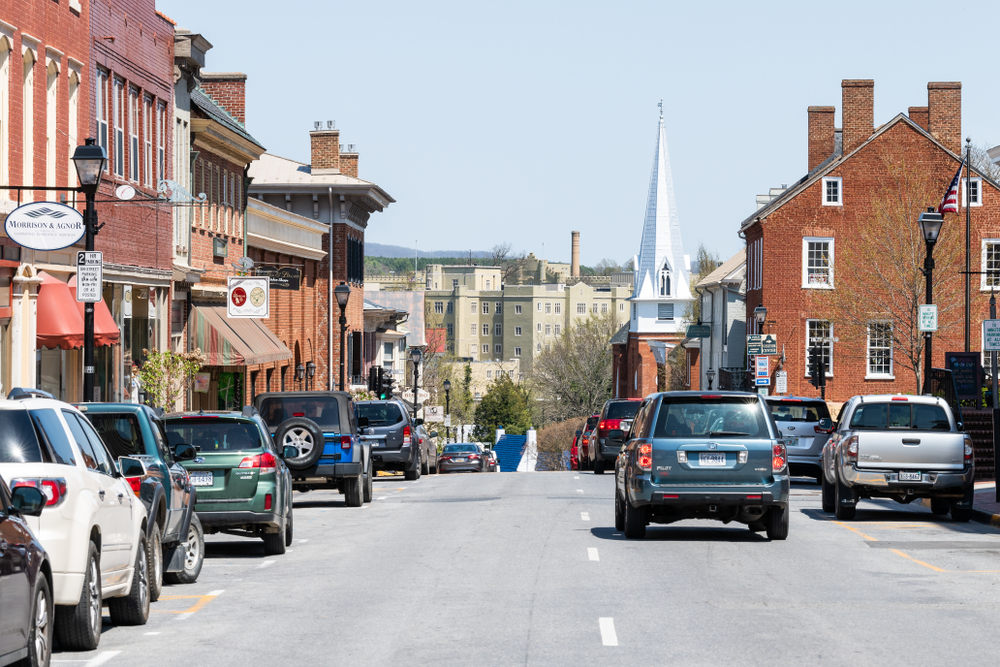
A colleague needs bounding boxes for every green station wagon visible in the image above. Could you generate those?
[164,409,295,556]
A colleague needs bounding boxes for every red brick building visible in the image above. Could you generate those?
[741,80,997,402]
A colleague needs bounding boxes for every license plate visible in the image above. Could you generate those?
[699,453,726,466]
[455,458,465,463]
[899,471,921,481]
[190,471,213,487]
[799,437,813,448]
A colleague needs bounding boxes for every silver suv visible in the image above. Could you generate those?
[765,396,832,484]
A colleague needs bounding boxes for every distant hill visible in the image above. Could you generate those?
[365,242,490,259]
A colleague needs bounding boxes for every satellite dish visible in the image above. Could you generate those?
[115,184,136,201]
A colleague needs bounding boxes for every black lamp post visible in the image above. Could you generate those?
[410,347,423,424]
[295,363,305,389]
[443,378,451,443]
[753,304,767,331]
[918,208,944,395]
[706,368,716,390]
[306,361,316,391]
[71,138,107,403]
[334,282,351,391]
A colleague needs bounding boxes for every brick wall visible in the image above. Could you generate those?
[927,82,962,155]
[842,79,873,155]
[310,130,339,171]
[188,149,246,284]
[908,106,929,131]
[200,72,246,124]
[340,153,358,178]
[807,106,835,172]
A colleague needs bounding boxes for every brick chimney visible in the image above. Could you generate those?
[571,231,580,277]
[807,106,835,171]
[908,106,929,131]
[841,80,874,155]
[310,128,340,172]
[200,72,246,124]
[927,82,962,155]
[339,144,358,178]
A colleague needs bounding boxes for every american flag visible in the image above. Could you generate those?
[938,159,965,213]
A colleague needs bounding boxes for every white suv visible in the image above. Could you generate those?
[0,389,150,650]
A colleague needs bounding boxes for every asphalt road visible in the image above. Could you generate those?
[53,471,1000,667]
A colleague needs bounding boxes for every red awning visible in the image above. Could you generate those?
[68,275,120,347]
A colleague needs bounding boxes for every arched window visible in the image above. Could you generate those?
[0,35,11,196]
[659,260,671,296]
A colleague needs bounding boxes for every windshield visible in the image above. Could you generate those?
[605,401,641,420]
[848,403,950,431]
[654,398,770,439]
[355,403,404,426]
[767,400,830,422]
[0,410,45,464]
[586,416,599,429]
[165,419,264,452]
[89,413,144,459]
[443,444,478,454]
[259,396,342,431]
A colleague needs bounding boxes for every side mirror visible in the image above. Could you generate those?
[173,443,197,461]
[10,486,45,516]
[609,429,625,442]
[282,445,298,460]
[414,418,424,426]
[119,456,146,479]
[357,416,370,429]
[817,418,833,433]
[957,421,964,432]
[430,431,438,438]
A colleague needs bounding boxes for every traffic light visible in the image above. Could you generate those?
[367,368,378,392]
[808,345,827,389]
[381,376,396,400]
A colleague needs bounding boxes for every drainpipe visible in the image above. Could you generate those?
[328,187,334,391]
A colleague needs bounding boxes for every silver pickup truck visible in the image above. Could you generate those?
[821,394,974,521]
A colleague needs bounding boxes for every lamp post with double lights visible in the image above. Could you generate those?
[706,368,716,390]
[306,361,316,391]
[71,138,107,402]
[918,208,944,395]
[295,363,305,389]
[443,379,451,443]
[334,282,351,391]
[410,347,423,424]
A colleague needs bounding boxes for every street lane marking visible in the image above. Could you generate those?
[599,618,618,646]
[54,654,122,666]
[259,560,275,569]
[144,632,160,635]
[830,519,1000,573]
[890,549,946,572]
[588,548,599,561]
[577,489,584,494]
[581,512,590,521]
[376,496,387,500]
[298,539,309,543]
[574,476,580,479]
[156,590,224,617]
[832,520,877,541]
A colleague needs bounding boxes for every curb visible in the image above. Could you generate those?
[971,508,1000,529]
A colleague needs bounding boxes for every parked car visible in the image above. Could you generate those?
[591,399,642,474]
[79,403,203,597]
[416,424,439,475]
[0,388,151,650]
[577,416,599,471]
[486,449,499,472]
[254,391,372,505]
[820,394,975,521]
[0,472,51,667]
[765,396,832,483]
[163,408,295,555]
[439,444,488,473]
[571,430,582,471]
[613,391,790,540]
[354,400,423,480]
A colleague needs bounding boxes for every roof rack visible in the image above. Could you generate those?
[7,388,54,401]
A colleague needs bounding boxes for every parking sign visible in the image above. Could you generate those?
[984,320,1000,352]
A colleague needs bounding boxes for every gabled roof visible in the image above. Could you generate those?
[696,249,745,287]
[739,113,968,233]
[609,322,630,345]
[190,87,263,149]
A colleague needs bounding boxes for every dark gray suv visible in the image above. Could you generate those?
[355,400,422,480]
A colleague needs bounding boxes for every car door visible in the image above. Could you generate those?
[150,416,188,538]
[0,477,32,657]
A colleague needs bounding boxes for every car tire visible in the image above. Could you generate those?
[344,473,363,507]
[284,508,294,547]
[164,514,204,585]
[148,524,163,603]
[274,417,325,470]
[23,573,52,667]
[930,498,951,515]
[594,459,605,475]
[108,532,149,626]
[623,494,646,539]
[263,512,288,556]
[55,542,101,651]
[421,457,429,476]
[614,490,625,531]
[765,505,789,540]
[404,453,421,481]
[821,473,835,513]
[834,471,857,521]
[363,463,373,503]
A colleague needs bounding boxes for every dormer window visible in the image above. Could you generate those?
[659,260,671,296]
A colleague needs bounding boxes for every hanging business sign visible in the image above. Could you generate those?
[4,201,85,251]
[76,251,103,303]
[255,265,301,290]
[228,276,269,318]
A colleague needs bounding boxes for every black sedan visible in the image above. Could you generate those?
[438,444,488,473]
[0,473,51,667]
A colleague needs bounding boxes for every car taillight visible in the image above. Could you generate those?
[403,426,411,446]
[815,424,830,434]
[239,452,278,474]
[598,419,622,433]
[341,435,352,452]
[637,444,652,471]
[126,476,143,496]
[264,493,272,510]
[772,443,786,472]
[11,478,67,507]
[440,455,452,461]
[844,435,859,464]
[964,436,974,464]
[676,450,687,463]
[469,454,480,460]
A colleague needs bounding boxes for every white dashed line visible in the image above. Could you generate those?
[577,489,584,493]
[580,512,590,521]
[376,496,387,501]
[144,631,161,635]
[574,476,580,479]
[258,560,275,569]
[207,589,225,596]
[298,539,309,543]
[588,548,599,561]
[599,618,618,646]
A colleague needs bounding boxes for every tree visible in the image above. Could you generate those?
[686,243,722,324]
[489,242,528,285]
[137,348,206,410]
[818,149,963,392]
[968,141,1000,183]
[594,258,622,276]
[473,373,533,442]
[529,311,620,424]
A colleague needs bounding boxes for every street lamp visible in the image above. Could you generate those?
[443,379,452,443]
[295,363,305,388]
[753,304,767,330]
[334,282,351,391]
[919,208,944,395]
[410,347,423,424]
[71,138,107,403]
[306,361,316,391]
[706,368,716,390]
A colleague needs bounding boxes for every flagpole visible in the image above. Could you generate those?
[966,137,972,353]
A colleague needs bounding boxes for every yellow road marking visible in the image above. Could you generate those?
[153,593,220,614]
[832,520,878,541]
[889,549,947,572]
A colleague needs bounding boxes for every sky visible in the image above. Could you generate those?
[160,0,1000,267]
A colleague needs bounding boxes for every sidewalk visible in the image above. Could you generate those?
[973,481,1000,528]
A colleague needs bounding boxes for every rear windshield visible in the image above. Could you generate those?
[89,413,143,459]
[165,419,264,452]
[443,444,478,454]
[654,398,770,439]
[0,410,45,463]
[258,396,341,431]
[605,401,641,420]
[355,403,404,426]
[767,400,830,422]
[586,416,599,429]
[849,403,951,431]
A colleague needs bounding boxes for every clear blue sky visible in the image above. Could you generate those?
[161,0,998,267]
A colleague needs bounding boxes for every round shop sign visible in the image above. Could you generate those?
[231,287,247,307]
[4,201,86,251]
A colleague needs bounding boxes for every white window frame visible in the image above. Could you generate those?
[471,324,477,336]
[129,87,139,182]
[446,323,453,336]
[482,344,489,354]
[514,347,522,357]
[536,302,542,312]
[95,69,108,166]
[962,177,983,208]
[554,324,561,335]
[536,323,542,333]
[471,302,477,314]
[821,177,842,206]
[434,301,443,314]
[469,344,477,357]
[544,324,551,336]
[554,303,561,315]
[657,303,674,321]
[112,77,124,177]
[544,303,551,314]
[494,344,501,354]
[866,321,894,379]
[981,239,1000,290]
[452,279,459,289]
[446,302,453,314]
[514,305,522,314]
[495,302,501,314]
[143,95,152,186]
[805,319,834,377]
[486,370,492,379]
[601,303,608,314]
[495,323,502,336]
[592,303,598,314]
[485,279,491,290]
[515,326,522,336]
[482,302,489,314]
[157,102,165,183]
[577,303,585,314]
[802,237,834,289]
[482,324,489,336]
[619,303,624,312]
[536,343,542,352]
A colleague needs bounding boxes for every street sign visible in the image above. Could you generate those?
[227,277,269,318]
[5,201,85,250]
[761,334,778,355]
[755,355,769,378]
[686,324,711,338]
[747,334,762,355]
[423,405,444,422]
[775,370,787,394]
[444,415,451,427]
[919,304,938,332]
[76,251,103,303]
[984,320,1000,352]
[755,377,770,386]
[758,387,769,397]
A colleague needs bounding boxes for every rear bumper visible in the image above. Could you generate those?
[293,462,362,479]
[440,463,481,473]
[597,439,622,461]
[196,510,282,530]
[372,446,412,467]
[842,465,974,492]
[630,474,789,508]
